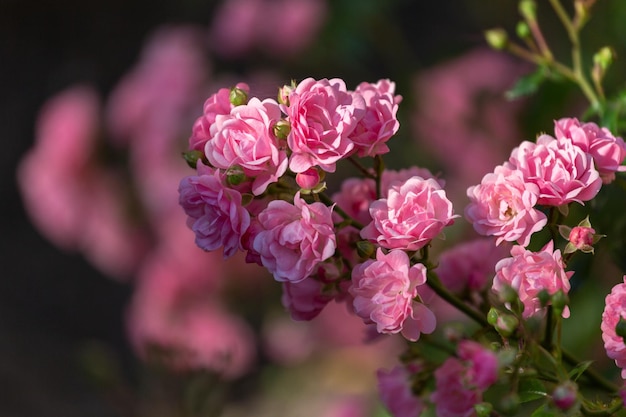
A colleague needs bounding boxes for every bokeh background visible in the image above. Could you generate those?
[3,0,626,416]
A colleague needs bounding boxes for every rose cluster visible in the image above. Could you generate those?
[179,77,459,345]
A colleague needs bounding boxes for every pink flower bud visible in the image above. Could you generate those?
[552,381,578,411]
[569,225,595,251]
[296,168,321,190]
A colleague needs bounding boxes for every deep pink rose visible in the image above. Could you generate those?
[349,79,401,157]
[465,164,547,247]
[252,193,336,283]
[178,163,251,258]
[555,117,626,183]
[507,135,602,206]
[281,276,334,321]
[458,340,499,390]
[431,358,481,417]
[350,248,435,341]
[361,176,458,251]
[205,97,287,195]
[493,241,574,318]
[602,276,626,378]
[286,77,366,173]
[377,365,425,417]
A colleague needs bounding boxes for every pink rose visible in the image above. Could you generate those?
[507,135,602,206]
[332,177,377,225]
[281,276,334,321]
[381,166,445,191]
[458,340,499,390]
[601,276,626,378]
[465,164,547,247]
[377,365,425,417]
[361,176,458,251]
[350,248,436,341]
[286,77,366,173]
[349,79,401,157]
[252,193,336,283]
[189,83,250,151]
[493,241,574,318]
[555,117,626,183]
[178,163,251,258]
[431,357,481,417]
[206,97,288,195]
[569,225,595,251]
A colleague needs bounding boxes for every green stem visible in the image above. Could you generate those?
[425,271,488,327]
[318,192,364,230]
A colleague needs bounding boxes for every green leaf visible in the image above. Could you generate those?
[568,360,594,381]
[530,404,556,417]
[518,378,548,403]
[505,66,548,100]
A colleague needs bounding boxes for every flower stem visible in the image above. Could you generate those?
[425,271,488,327]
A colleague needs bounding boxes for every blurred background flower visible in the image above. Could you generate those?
[4,0,626,416]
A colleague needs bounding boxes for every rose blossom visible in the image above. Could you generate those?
[281,276,334,321]
[507,135,602,206]
[601,276,626,378]
[285,77,366,173]
[493,241,574,318]
[205,97,288,195]
[350,248,436,341]
[555,117,626,184]
[188,83,250,151]
[178,162,251,258]
[569,225,595,251]
[360,176,458,251]
[377,365,425,417]
[465,164,547,247]
[349,79,401,157]
[252,193,336,283]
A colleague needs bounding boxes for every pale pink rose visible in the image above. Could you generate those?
[206,97,287,195]
[436,238,510,294]
[178,162,251,258]
[361,176,458,251]
[349,79,401,157]
[377,365,425,417]
[493,241,574,318]
[189,82,250,151]
[252,193,336,283]
[350,248,435,341]
[127,251,255,378]
[457,340,499,390]
[569,225,595,251]
[431,357,481,417]
[601,276,626,378]
[507,135,602,206]
[555,117,626,183]
[286,77,366,173]
[465,164,547,247]
[282,276,334,321]
[381,166,445,192]
[332,177,377,225]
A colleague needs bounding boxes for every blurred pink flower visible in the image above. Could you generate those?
[349,79,401,157]
[602,276,626,378]
[507,135,602,206]
[282,276,334,321]
[206,97,287,195]
[377,365,425,417]
[465,164,547,247]
[253,193,336,283]
[350,248,435,341]
[457,340,499,390]
[286,77,365,173]
[332,177,377,225]
[178,162,251,257]
[554,117,626,184]
[361,176,457,251]
[493,241,574,318]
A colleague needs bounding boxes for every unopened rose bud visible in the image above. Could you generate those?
[519,0,537,21]
[485,28,508,50]
[498,392,520,415]
[226,166,246,186]
[296,168,322,190]
[552,381,578,411]
[273,119,291,140]
[551,290,569,317]
[356,241,376,259]
[487,307,499,326]
[594,46,614,71]
[182,149,205,169]
[537,289,551,308]
[474,402,493,417]
[516,21,531,39]
[569,225,595,252]
[229,86,248,106]
[616,317,626,343]
[278,80,297,106]
[495,314,519,338]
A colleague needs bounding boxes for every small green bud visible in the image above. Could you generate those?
[551,290,569,317]
[182,149,205,169]
[229,86,248,106]
[487,307,499,326]
[496,314,519,338]
[273,119,291,140]
[498,392,520,415]
[485,28,508,50]
[474,402,493,417]
[615,316,626,343]
[498,284,519,305]
[226,166,246,186]
[356,241,376,259]
[519,0,537,21]
[593,46,614,71]
[537,289,551,308]
[516,21,531,39]
[278,80,297,106]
